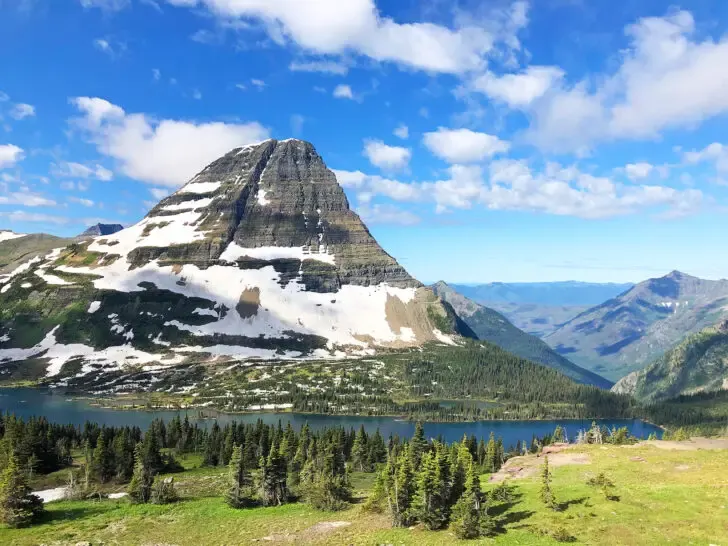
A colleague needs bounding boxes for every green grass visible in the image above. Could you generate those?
[3,443,727,545]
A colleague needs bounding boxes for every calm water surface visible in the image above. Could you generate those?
[0,387,662,448]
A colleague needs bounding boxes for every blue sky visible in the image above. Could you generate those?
[2,0,728,283]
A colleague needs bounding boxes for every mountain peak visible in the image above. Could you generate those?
[79,223,125,238]
[0,139,468,376]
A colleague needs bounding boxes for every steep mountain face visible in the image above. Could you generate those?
[613,319,728,402]
[545,271,728,381]
[451,281,631,338]
[431,281,612,388]
[80,224,125,237]
[0,139,467,383]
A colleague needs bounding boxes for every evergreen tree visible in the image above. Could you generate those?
[540,456,558,511]
[225,445,253,508]
[485,432,497,473]
[409,422,427,468]
[258,439,288,506]
[476,438,486,467]
[450,461,494,539]
[351,426,369,472]
[128,444,154,504]
[0,453,44,528]
[383,449,415,527]
[414,448,450,530]
[302,441,352,511]
[366,429,387,468]
[92,432,114,483]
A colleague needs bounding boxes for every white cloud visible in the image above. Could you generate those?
[251,79,266,90]
[423,128,510,163]
[80,0,129,10]
[163,0,508,74]
[624,162,654,180]
[356,203,420,225]
[152,68,162,81]
[0,92,8,102]
[523,10,728,152]
[683,142,728,173]
[0,144,24,169]
[9,103,35,120]
[393,124,409,139]
[0,190,56,207]
[192,89,203,100]
[289,60,349,75]
[60,181,90,191]
[70,96,270,187]
[333,84,354,100]
[69,197,95,207]
[470,66,564,108]
[363,140,411,171]
[333,169,422,202]
[0,211,69,225]
[338,160,703,219]
[53,161,113,181]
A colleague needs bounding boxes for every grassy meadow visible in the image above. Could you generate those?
[2,441,727,545]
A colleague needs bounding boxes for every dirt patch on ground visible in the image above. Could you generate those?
[489,445,591,483]
[637,438,728,451]
[236,287,260,319]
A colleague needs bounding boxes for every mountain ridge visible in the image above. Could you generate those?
[545,270,728,381]
[431,281,613,388]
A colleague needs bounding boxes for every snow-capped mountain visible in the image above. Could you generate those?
[0,139,468,382]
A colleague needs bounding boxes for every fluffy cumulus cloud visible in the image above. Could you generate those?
[516,10,728,152]
[423,128,510,163]
[0,144,24,169]
[53,161,113,181]
[333,84,354,100]
[393,124,409,139]
[362,140,411,171]
[470,66,564,108]
[336,161,703,219]
[70,97,269,187]
[163,0,519,74]
[683,142,728,173]
[624,162,654,180]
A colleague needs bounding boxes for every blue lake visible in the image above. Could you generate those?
[0,387,662,449]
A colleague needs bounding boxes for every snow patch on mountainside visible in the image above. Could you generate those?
[0,231,25,242]
[219,242,336,265]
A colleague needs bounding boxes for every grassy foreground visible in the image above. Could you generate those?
[2,441,727,545]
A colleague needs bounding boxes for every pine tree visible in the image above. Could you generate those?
[0,453,44,528]
[258,439,288,506]
[540,456,558,511]
[92,432,114,483]
[225,445,253,508]
[414,449,449,530]
[366,429,387,468]
[450,461,494,539]
[302,441,352,511]
[485,432,497,472]
[351,426,369,472]
[128,444,154,504]
[383,449,415,527]
[476,438,486,467]
[409,422,427,468]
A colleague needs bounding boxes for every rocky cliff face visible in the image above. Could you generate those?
[0,139,466,383]
[80,224,125,237]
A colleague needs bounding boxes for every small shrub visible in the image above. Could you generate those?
[151,477,179,505]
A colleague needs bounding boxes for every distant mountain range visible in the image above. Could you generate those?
[545,271,728,381]
[450,281,633,338]
[431,281,612,388]
[613,319,728,402]
[450,281,634,307]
